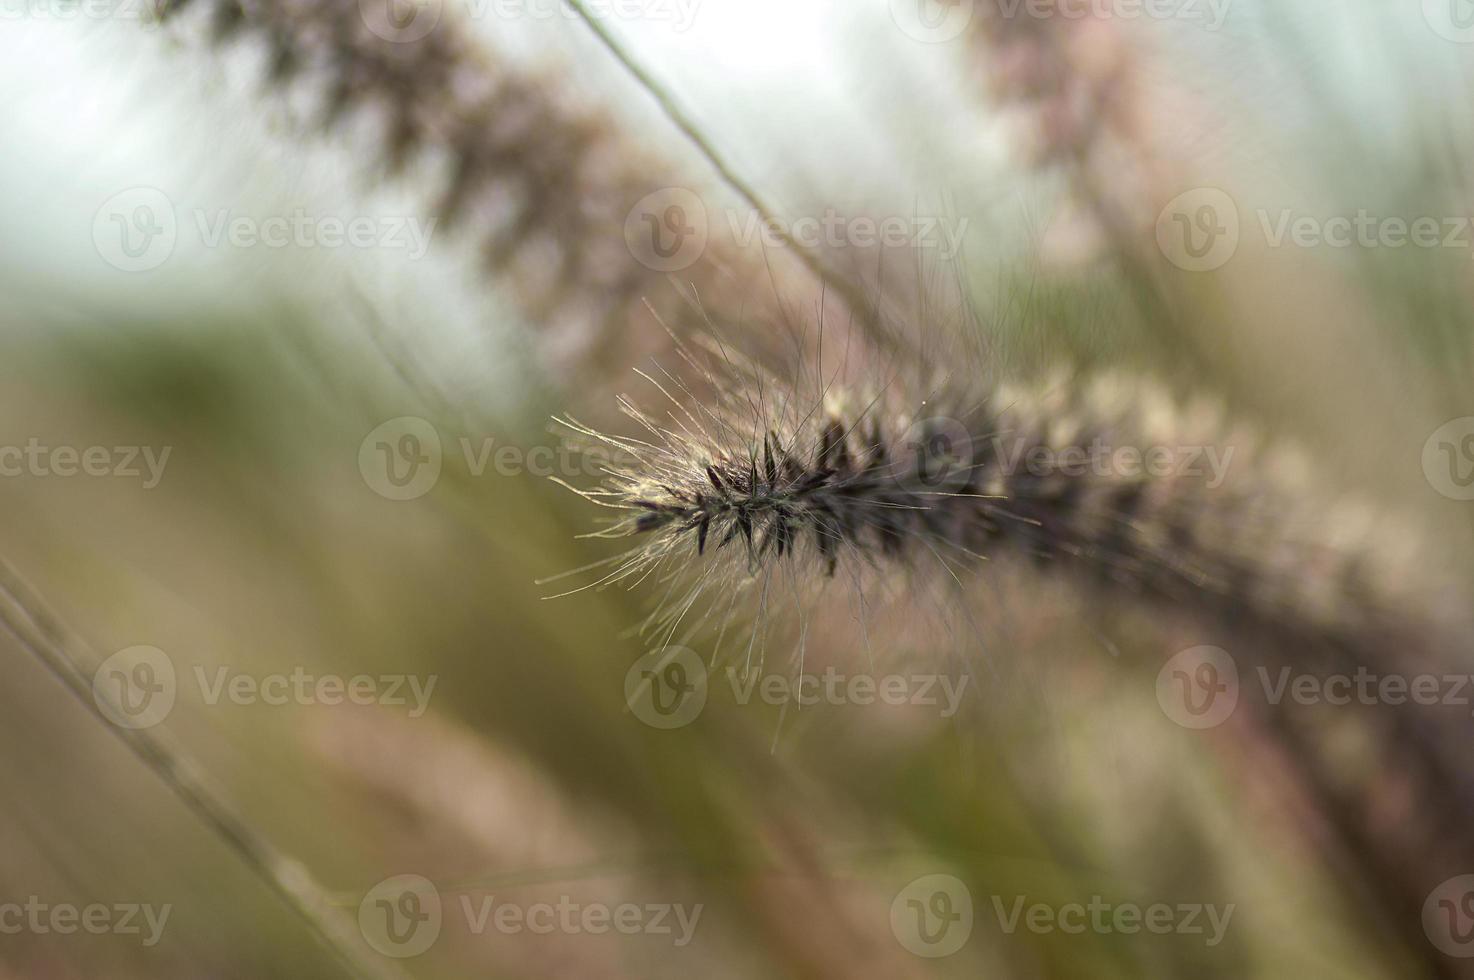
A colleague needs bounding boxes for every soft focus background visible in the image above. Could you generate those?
[2,1,1474,977]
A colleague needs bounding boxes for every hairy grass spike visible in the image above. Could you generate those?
[556,346,1474,977]
[566,361,1441,651]
[149,0,894,376]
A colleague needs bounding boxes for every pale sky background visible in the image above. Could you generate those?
[0,0,1467,403]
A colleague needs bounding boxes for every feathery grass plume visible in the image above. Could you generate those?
[561,343,1441,653]
[966,0,1164,247]
[309,706,929,979]
[956,0,1229,372]
[0,560,410,980]
[146,0,889,379]
[555,329,1474,976]
[308,707,660,980]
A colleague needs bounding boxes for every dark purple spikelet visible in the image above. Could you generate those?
[556,362,1474,976]
[147,0,867,374]
[562,368,1441,656]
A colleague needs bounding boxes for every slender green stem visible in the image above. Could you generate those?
[0,560,407,980]
[561,0,919,361]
